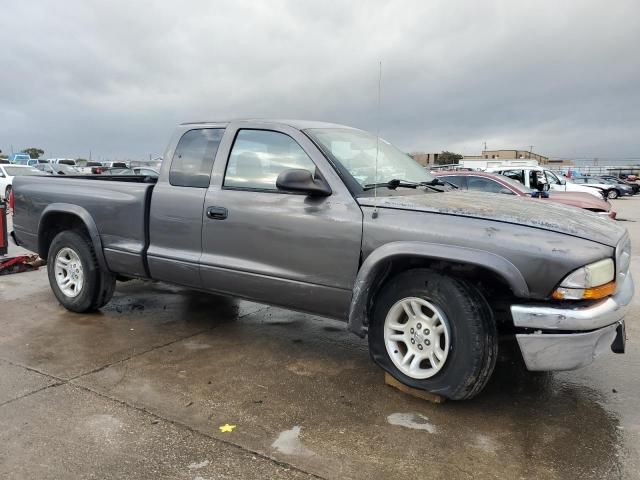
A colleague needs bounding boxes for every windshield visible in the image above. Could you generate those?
[5,166,41,176]
[596,178,617,185]
[306,128,435,188]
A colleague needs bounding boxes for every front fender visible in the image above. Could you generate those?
[347,241,529,337]
[39,203,109,271]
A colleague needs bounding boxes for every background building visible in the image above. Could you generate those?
[409,152,440,166]
[466,149,549,163]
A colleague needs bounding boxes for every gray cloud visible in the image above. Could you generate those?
[1,0,639,161]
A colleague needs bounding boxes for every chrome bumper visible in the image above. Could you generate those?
[512,273,633,371]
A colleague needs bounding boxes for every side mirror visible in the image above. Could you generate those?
[276,169,332,196]
[499,188,515,195]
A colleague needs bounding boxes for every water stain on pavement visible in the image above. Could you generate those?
[272,426,315,456]
[387,413,437,434]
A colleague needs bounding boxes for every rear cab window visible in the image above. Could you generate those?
[170,129,224,188]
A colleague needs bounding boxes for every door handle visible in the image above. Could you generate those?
[206,206,228,220]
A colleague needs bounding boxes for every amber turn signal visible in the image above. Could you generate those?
[552,281,617,301]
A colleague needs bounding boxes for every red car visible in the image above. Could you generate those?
[436,171,616,219]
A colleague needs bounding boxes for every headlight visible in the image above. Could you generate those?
[552,258,615,300]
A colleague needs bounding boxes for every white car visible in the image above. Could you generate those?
[0,164,43,200]
[486,166,605,199]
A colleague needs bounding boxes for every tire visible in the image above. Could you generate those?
[47,229,116,312]
[5,185,11,201]
[368,269,497,400]
[607,189,619,199]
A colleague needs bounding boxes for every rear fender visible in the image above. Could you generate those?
[38,203,109,271]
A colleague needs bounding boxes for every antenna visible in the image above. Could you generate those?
[372,61,382,219]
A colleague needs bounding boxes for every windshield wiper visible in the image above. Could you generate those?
[363,179,421,191]
[363,178,453,192]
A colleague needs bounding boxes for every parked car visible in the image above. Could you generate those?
[34,163,81,175]
[486,166,605,199]
[599,175,640,195]
[133,167,159,177]
[99,167,135,175]
[74,162,105,175]
[102,161,129,169]
[47,158,78,166]
[8,153,32,165]
[0,164,43,199]
[436,171,616,219]
[12,120,633,400]
[571,177,632,199]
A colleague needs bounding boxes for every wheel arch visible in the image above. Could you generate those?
[347,242,529,337]
[38,204,109,271]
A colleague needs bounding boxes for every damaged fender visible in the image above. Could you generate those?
[347,241,529,337]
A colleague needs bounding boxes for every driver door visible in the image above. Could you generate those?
[200,122,363,319]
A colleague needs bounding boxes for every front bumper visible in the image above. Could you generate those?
[511,273,633,371]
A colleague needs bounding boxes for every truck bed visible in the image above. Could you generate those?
[12,175,155,278]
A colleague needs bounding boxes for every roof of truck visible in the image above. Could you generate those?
[180,119,355,130]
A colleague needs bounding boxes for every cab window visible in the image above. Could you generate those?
[170,128,224,188]
[545,170,562,185]
[224,129,316,191]
[501,169,525,184]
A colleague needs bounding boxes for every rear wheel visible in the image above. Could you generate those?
[368,269,497,400]
[607,189,619,199]
[47,230,116,312]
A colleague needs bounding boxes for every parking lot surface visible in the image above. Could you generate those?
[1,198,639,479]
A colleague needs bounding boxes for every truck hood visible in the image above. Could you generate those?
[357,191,625,247]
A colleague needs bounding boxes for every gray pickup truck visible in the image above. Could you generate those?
[12,120,633,400]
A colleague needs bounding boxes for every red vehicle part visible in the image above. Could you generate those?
[0,255,42,275]
[0,202,7,256]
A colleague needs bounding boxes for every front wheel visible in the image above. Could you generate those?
[607,189,619,199]
[368,269,497,400]
[47,229,116,312]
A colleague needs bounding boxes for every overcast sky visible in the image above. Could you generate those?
[1,0,639,161]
